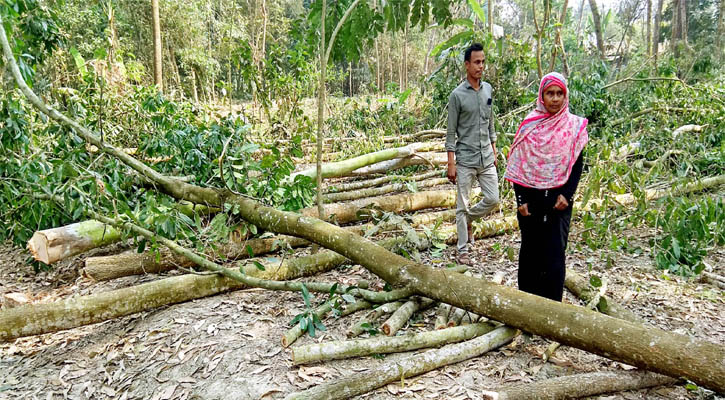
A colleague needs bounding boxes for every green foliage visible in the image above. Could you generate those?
[650,196,723,276]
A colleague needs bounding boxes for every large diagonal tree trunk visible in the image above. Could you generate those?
[1,21,724,392]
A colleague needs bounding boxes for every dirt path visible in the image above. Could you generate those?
[1,223,723,399]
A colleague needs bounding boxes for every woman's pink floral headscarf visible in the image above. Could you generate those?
[504,72,588,189]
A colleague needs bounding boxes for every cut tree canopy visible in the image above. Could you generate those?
[1,20,724,392]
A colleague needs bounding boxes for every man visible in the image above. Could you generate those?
[446,43,499,266]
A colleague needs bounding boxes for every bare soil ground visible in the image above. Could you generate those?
[1,200,723,400]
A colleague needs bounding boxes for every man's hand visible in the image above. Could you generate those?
[447,163,457,184]
[518,203,530,216]
[554,194,569,210]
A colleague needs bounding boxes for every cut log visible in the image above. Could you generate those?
[323,177,449,202]
[349,152,448,176]
[284,326,517,400]
[447,307,466,327]
[301,188,473,224]
[27,220,122,265]
[83,234,311,281]
[292,321,496,365]
[27,201,217,265]
[348,301,405,337]
[434,303,451,329]
[482,370,678,400]
[290,142,443,181]
[381,297,434,336]
[325,170,441,193]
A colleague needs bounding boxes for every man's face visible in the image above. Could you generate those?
[464,50,485,80]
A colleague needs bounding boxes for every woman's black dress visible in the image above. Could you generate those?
[513,153,583,302]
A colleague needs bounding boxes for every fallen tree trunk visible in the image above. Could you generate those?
[83,208,457,282]
[27,220,122,265]
[27,201,217,265]
[348,301,405,337]
[83,234,311,281]
[0,249,342,342]
[482,370,678,400]
[325,170,442,193]
[292,321,496,365]
[285,326,517,400]
[290,142,443,181]
[301,188,470,224]
[349,152,448,176]
[3,25,724,391]
[324,177,449,203]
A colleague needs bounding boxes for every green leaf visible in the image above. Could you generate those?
[466,0,486,24]
[329,282,339,297]
[290,313,304,326]
[69,47,88,78]
[342,294,356,303]
[137,239,147,253]
[252,261,266,271]
[597,297,608,312]
[589,275,602,288]
[300,316,308,331]
[430,30,474,57]
[246,244,254,258]
[308,317,316,337]
[301,284,311,308]
[671,237,681,259]
[450,18,474,29]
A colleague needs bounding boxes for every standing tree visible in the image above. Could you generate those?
[646,0,652,56]
[719,0,724,61]
[671,0,688,56]
[653,0,664,66]
[151,0,162,91]
[589,0,606,59]
[488,0,494,35]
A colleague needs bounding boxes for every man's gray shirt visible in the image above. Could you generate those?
[446,79,496,168]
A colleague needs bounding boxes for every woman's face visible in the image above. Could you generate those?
[542,85,565,114]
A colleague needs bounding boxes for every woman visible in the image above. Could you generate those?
[504,72,588,302]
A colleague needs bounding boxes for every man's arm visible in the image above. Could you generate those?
[489,99,497,166]
[446,93,459,184]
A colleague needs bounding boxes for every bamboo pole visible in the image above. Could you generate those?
[292,321,496,365]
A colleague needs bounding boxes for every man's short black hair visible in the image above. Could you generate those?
[464,43,484,62]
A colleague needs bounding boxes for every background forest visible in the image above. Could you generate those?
[0,0,724,398]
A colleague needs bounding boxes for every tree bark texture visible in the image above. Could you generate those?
[348,301,405,337]
[653,0,663,65]
[2,22,724,391]
[646,0,652,56]
[483,370,678,400]
[292,321,496,365]
[151,0,162,91]
[284,326,517,400]
[588,0,606,59]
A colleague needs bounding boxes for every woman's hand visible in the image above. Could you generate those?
[554,194,569,210]
[518,203,530,216]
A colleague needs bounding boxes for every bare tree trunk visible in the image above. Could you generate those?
[151,0,163,91]
[589,0,606,59]
[488,0,495,34]
[653,0,664,66]
[719,0,725,62]
[533,0,544,79]
[549,0,569,73]
[646,0,652,56]
[575,0,586,44]
[316,0,327,221]
[191,68,198,103]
